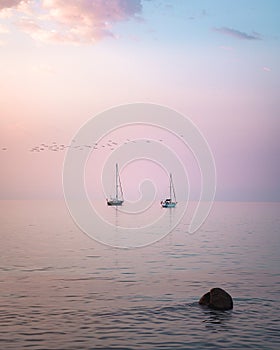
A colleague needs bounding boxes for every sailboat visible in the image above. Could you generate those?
[161,173,177,208]
[107,163,124,206]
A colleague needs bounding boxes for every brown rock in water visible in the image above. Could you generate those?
[199,291,210,306]
[199,288,233,311]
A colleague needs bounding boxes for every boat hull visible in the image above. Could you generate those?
[161,200,176,208]
[107,200,123,206]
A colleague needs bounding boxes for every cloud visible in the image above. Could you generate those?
[0,0,143,44]
[0,0,27,10]
[219,45,234,51]
[263,66,271,72]
[213,27,261,40]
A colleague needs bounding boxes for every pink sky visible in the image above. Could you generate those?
[0,0,279,201]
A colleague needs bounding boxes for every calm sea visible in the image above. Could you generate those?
[1,201,279,349]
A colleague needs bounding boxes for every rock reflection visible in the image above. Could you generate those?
[202,308,232,328]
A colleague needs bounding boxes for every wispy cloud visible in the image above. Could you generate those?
[219,45,234,51]
[0,0,143,44]
[263,66,271,72]
[213,27,261,40]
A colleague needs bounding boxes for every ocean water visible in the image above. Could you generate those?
[1,200,280,349]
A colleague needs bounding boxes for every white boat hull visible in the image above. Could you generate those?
[107,199,123,206]
[161,200,176,208]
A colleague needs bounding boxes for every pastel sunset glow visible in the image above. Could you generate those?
[0,0,279,201]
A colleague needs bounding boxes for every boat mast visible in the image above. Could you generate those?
[116,163,119,200]
[119,172,124,200]
[171,174,176,202]
[169,173,172,200]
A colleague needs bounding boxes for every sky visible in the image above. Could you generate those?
[0,0,279,201]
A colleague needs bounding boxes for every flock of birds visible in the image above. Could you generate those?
[1,138,165,154]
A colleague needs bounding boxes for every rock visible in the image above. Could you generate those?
[199,288,233,310]
[199,291,210,306]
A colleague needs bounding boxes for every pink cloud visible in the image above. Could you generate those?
[43,0,142,23]
[17,18,40,32]
[263,66,271,72]
[0,0,27,10]
[219,45,234,51]
[1,0,143,43]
